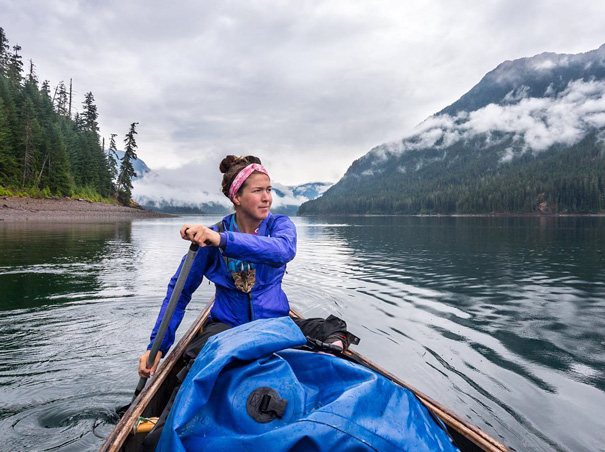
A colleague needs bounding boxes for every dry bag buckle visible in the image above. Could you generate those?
[246,387,287,423]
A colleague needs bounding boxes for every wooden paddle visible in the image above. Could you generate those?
[117,242,199,416]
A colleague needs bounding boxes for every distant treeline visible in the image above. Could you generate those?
[299,134,605,215]
[0,27,138,205]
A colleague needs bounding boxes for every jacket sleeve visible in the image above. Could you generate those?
[147,249,208,354]
[222,215,297,267]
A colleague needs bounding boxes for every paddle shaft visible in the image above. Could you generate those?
[133,242,199,398]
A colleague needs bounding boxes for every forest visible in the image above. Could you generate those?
[299,133,605,215]
[0,27,138,205]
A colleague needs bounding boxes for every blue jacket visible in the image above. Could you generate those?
[148,213,297,354]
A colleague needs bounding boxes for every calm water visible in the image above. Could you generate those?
[1,216,604,451]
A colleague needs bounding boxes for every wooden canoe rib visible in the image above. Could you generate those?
[100,303,509,452]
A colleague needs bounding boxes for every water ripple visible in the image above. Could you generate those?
[1,216,604,451]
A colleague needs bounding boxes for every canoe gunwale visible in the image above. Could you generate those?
[288,309,508,452]
[99,301,213,452]
[101,303,509,452]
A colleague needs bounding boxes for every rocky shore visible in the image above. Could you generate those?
[0,196,172,222]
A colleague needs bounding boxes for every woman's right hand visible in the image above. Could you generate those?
[180,224,221,247]
[138,350,163,378]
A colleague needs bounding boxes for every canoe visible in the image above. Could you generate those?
[100,302,509,452]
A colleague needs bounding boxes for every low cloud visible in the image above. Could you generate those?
[4,1,605,186]
[132,159,327,208]
[133,156,228,207]
[374,79,605,162]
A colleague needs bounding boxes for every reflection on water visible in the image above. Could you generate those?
[0,216,604,451]
[0,222,134,311]
[289,216,605,452]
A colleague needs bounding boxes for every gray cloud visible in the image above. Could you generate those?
[372,79,605,165]
[3,0,605,187]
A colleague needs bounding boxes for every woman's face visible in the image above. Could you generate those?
[233,172,272,221]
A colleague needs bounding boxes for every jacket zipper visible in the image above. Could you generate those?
[247,292,254,321]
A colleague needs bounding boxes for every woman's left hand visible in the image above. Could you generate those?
[180,224,221,247]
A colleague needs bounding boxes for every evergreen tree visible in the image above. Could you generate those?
[6,44,23,85]
[21,96,40,187]
[80,91,99,132]
[54,81,68,116]
[116,122,138,205]
[0,95,17,185]
[107,133,119,192]
[27,59,37,86]
[0,28,9,76]
[0,28,114,200]
[37,79,71,194]
[76,91,112,195]
[46,123,72,195]
[41,80,50,97]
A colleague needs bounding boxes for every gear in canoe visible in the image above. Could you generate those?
[156,317,460,452]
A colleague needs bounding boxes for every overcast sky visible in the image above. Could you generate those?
[2,0,605,187]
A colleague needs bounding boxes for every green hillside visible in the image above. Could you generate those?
[0,27,137,204]
[299,134,604,215]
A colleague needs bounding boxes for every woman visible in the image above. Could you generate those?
[138,155,297,378]
[138,155,356,450]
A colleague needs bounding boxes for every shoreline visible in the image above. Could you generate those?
[298,212,605,218]
[0,196,173,222]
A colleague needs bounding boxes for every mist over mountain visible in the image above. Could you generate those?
[300,45,605,215]
[106,150,151,180]
[271,182,332,215]
[132,164,331,215]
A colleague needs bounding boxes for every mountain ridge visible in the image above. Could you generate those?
[439,44,605,116]
[300,45,605,215]
[134,170,332,215]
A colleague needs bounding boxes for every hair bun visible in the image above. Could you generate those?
[219,154,264,198]
[219,155,239,174]
[243,155,262,165]
[219,155,262,173]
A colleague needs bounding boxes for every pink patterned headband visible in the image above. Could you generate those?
[228,163,270,201]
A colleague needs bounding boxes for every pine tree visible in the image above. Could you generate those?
[0,95,17,185]
[41,80,50,97]
[54,81,68,116]
[20,95,43,188]
[27,59,37,86]
[77,91,111,194]
[0,27,9,76]
[80,91,98,132]
[0,28,114,199]
[38,80,71,195]
[116,122,138,205]
[7,44,23,85]
[46,123,72,195]
[107,133,119,194]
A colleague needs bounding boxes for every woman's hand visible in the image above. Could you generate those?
[180,224,221,247]
[138,350,163,378]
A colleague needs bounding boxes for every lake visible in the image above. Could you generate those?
[1,215,604,451]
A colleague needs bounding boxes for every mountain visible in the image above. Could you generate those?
[134,172,331,215]
[271,182,333,215]
[291,182,333,200]
[137,198,231,215]
[299,45,605,215]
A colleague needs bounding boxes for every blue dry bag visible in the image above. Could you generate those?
[157,317,459,452]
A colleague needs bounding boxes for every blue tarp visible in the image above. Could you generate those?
[157,317,460,452]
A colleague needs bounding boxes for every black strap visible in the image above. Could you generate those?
[212,220,230,270]
[212,220,225,233]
